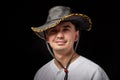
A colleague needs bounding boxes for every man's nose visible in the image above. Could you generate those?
[56,31,64,39]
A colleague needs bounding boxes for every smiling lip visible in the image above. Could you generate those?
[55,40,66,45]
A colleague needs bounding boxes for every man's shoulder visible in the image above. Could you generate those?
[78,56,101,70]
[34,59,54,80]
[39,59,54,70]
[79,56,109,80]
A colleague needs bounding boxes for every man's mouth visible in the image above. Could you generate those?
[55,40,67,45]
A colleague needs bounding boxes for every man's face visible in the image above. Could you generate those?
[46,22,79,52]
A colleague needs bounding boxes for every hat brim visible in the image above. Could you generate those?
[31,13,92,40]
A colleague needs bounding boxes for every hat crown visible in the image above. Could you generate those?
[47,6,71,22]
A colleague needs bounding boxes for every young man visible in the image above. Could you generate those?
[31,6,109,80]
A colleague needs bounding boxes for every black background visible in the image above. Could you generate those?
[8,0,119,80]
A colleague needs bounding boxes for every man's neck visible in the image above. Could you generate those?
[53,50,79,69]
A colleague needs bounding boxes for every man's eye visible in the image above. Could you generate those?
[63,28,69,31]
[49,29,57,33]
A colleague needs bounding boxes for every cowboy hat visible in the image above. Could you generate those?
[31,6,92,40]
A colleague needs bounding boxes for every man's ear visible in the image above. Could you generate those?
[75,31,79,41]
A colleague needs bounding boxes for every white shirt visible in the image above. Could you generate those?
[34,56,110,80]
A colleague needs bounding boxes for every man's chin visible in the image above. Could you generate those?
[54,48,66,51]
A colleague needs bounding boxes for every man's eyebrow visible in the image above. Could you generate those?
[63,25,71,28]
